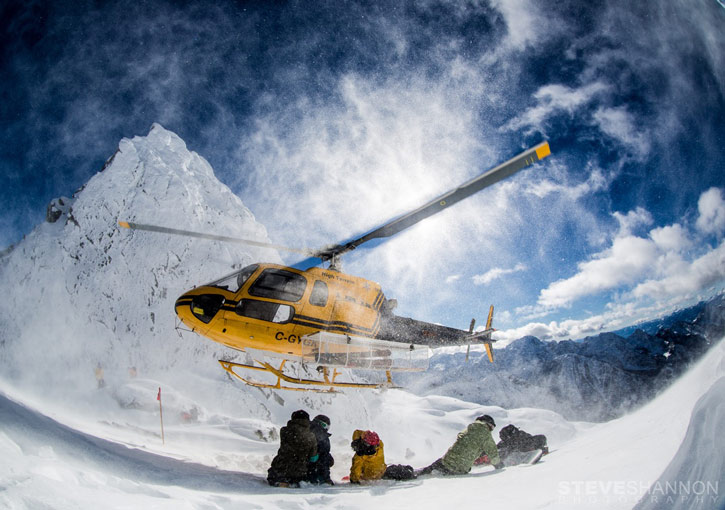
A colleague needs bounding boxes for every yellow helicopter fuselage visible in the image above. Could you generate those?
[175,263,386,358]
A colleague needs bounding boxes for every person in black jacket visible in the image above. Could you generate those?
[267,410,318,487]
[496,424,548,461]
[306,414,335,484]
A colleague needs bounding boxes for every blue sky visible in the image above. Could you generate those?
[2,0,724,342]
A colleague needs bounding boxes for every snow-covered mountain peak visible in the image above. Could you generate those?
[0,124,281,392]
[80,123,247,233]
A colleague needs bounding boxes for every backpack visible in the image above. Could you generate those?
[498,425,548,454]
[382,464,417,481]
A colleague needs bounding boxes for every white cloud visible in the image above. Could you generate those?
[534,224,723,317]
[536,200,724,310]
[495,308,512,325]
[493,321,568,343]
[538,234,659,307]
[493,314,611,344]
[592,106,651,159]
[526,164,609,200]
[504,82,609,134]
[613,207,653,235]
[696,187,725,236]
[506,88,654,161]
[445,274,462,284]
[240,74,482,249]
[494,295,690,344]
[507,188,725,341]
[472,263,526,285]
[632,239,725,299]
[489,0,543,50]
[513,302,554,322]
[649,223,691,253]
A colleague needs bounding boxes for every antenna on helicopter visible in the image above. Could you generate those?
[328,253,343,272]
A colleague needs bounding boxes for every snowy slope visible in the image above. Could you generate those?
[635,377,725,510]
[1,337,722,510]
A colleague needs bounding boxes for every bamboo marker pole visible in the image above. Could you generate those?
[157,387,165,444]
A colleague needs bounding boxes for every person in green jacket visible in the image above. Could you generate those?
[417,414,503,475]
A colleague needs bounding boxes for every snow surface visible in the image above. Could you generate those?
[635,377,725,510]
[0,338,722,510]
[1,125,723,509]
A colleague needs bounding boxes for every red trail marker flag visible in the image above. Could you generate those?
[157,387,165,444]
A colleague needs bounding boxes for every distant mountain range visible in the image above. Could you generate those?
[609,298,719,338]
[404,293,724,421]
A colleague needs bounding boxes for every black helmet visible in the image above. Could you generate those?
[313,414,331,427]
[291,409,310,420]
[476,414,496,428]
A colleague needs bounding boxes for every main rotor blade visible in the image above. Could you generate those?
[315,141,551,261]
[118,221,316,257]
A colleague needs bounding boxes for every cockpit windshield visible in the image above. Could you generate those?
[207,264,259,293]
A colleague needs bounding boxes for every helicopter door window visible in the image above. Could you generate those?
[208,264,259,292]
[236,299,293,323]
[248,269,307,302]
[309,280,328,307]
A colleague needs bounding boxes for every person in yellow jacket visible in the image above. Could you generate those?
[349,429,387,483]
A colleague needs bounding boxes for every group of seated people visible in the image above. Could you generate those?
[267,410,548,487]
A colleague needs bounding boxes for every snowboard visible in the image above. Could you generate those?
[502,448,544,467]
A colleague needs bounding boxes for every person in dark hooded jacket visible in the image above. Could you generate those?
[496,424,548,460]
[475,424,548,466]
[267,410,318,487]
[306,414,334,484]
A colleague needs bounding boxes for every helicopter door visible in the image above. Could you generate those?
[309,280,329,307]
[299,279,335,336]
[218,268,308,351]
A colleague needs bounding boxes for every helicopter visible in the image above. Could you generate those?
[119,141,551,391]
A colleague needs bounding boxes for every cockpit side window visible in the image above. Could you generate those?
[309,280,328,307]
[236,299,293,323]
[208,264,258,293]
[249,269,307,302]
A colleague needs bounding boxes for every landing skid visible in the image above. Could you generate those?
[218,359,398,392]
